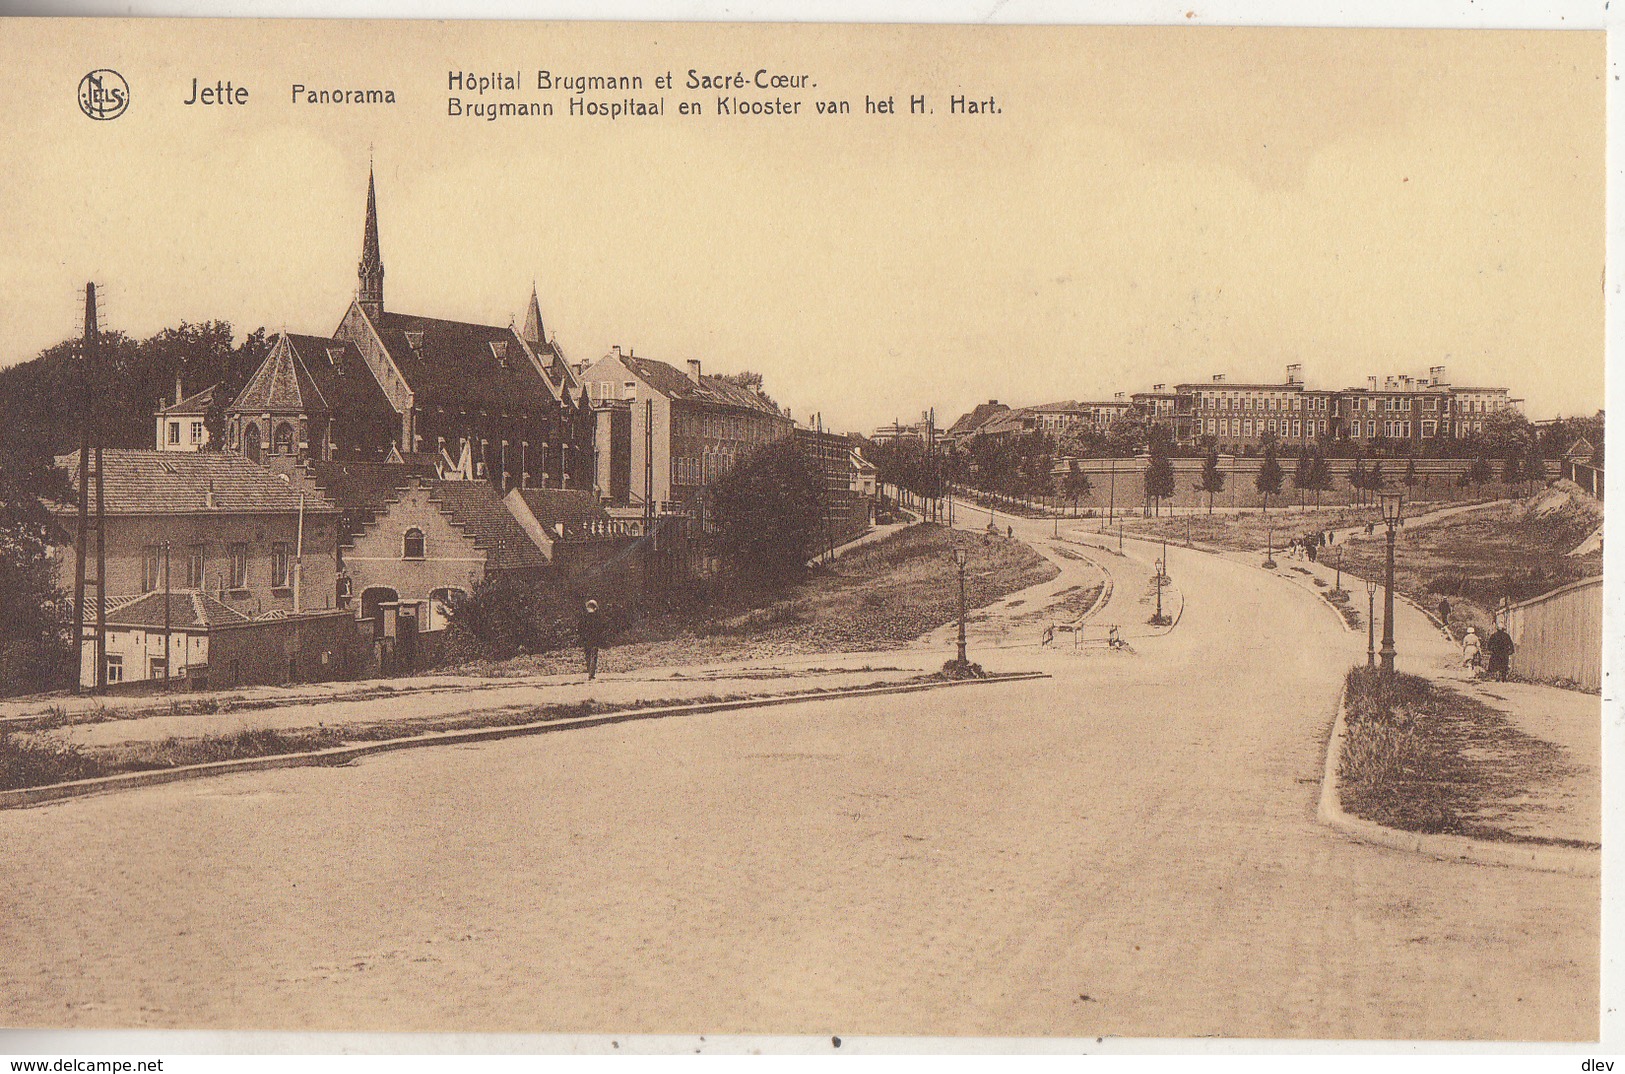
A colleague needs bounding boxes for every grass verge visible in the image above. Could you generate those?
[1337,666,1594,849]
[448,524,1059,678]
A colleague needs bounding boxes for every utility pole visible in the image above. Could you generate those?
[72,283,108,694]
[161,540,171,687]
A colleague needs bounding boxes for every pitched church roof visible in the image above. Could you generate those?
[352,307,567,414]
[280,333,397,431]
[231,333,330,415]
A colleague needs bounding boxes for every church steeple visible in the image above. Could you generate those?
[357,166,385,319]
[520,282,545,347]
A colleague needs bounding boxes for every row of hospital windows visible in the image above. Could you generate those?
[1194,418,1486,439]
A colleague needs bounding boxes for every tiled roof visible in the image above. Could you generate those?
[367,310,557,413]
[426,480,547,571]
[947,402,1010,437]
[157,385,216,417]
[282,334,399,432]
[231,334,329,414]
[305,460,437,544]
[514,487,608,530]
[53,450,336,516]
[104,590,253,631]
[618,355,785,418]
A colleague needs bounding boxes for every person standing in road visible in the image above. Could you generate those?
[1438,597,1452,627]
[1486,623,1515,682]
[578,598,607,681]
[1461,626,1483,671]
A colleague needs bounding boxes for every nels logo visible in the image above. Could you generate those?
[78,69,129,120]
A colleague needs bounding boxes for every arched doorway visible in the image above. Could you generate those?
[359,586,399,638]
[427,587,467,632]
[243,423,262,463]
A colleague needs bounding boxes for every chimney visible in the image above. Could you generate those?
[1430,364,1448,384]
[687,358,702,383]
[1114,391,1125,400]
[1152,383,1166,392]
[1367,376,1378,391]
[1212,373,1226,383]
[573,360,587,375]
[612,345,623,359]
[1286,363,1303,385]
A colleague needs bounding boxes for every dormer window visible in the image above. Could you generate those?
[404,331,425,351]
[326,346,346,370]
[490,340,510,367]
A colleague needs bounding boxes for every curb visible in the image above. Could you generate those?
[0,671,1050,811]
[1315,686,1600,877]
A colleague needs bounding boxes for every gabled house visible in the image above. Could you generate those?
[578,346,792,510]
[154,380,217,453]
[312,469,548,633]
[50,450,341,621]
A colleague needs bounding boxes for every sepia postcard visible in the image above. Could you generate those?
[0,14,1608,1052]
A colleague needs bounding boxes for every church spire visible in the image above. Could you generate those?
[357,166,384,319]
[520,281,545,347]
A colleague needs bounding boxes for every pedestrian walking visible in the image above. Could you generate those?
[1461,626,1483,671]
[1485,624,1514,681]
[578,598,607,680]
[1007,525,1014,538]
[1437,597,1452,626]
[1307,541,1317,564]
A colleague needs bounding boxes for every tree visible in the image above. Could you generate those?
[715,370,778,409]
[709,437,824,587]
[0,446,71,694]
[1144,444,1176,517]
[1255,445,1284,514]
[1523,439,1549,496]
[1196,448,1225,514]
[1367,460,1386,500]
[1063,458,1092,516]
[1467,456,1494,496]
[1307,450,1332,509]
[1500,452,1524,491]
[1291,447,1311,510]
[1349,453,1369,505]
[1402,457,1419,495]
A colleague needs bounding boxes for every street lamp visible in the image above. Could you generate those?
[1379,492,1403,673]
[1263,526,1276,570]
[953,547,969,669]
[1334,547,1343,594]
[1365,576,1378,668]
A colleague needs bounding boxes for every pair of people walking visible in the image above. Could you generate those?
[1460,622,1515,680]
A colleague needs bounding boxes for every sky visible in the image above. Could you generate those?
[0,20,1604,434]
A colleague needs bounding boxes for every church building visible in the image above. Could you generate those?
[227,169,595,492]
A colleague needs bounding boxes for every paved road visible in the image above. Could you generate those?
[0,519,1596,1039]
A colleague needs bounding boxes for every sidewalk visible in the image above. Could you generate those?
[1273,547,1601,853]
[29,657,958,750]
